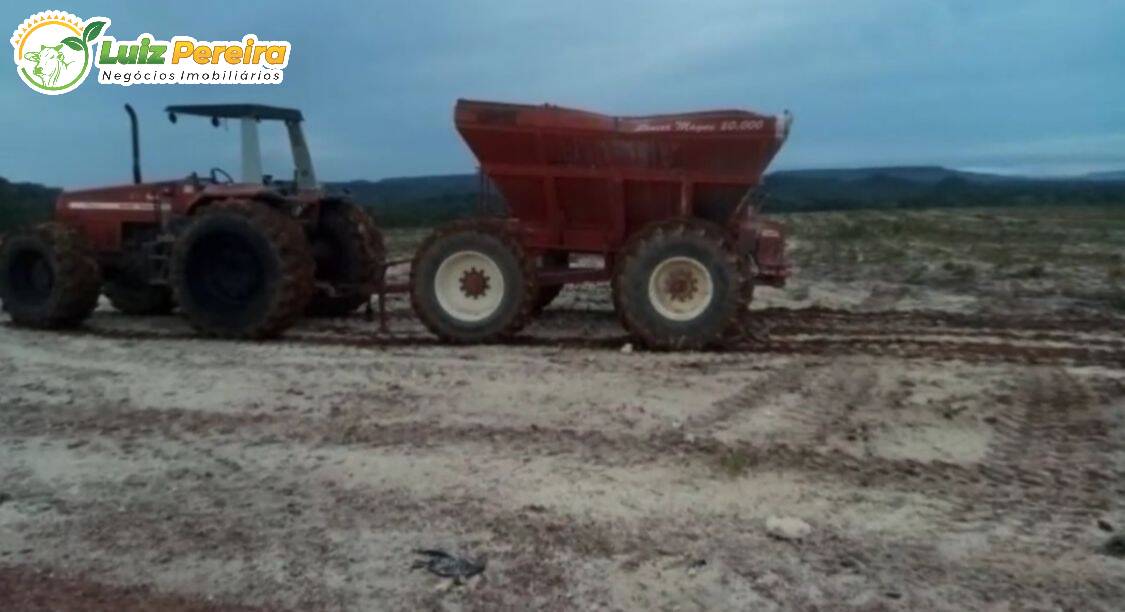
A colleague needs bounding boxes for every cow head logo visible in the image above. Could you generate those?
[11,11,109,95]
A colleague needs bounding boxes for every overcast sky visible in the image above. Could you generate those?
[2,0,1122,188]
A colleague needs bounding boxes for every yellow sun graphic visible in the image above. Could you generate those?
[13,12,83,56]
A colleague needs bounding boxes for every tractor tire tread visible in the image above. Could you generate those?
[410,218,537,343]
[171,200,314,339]
[0,222,101,329]
[611,218,748,350]
[307,201,386,317]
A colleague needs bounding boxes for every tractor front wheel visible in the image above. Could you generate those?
[612,219,747,350]
[170,200,314,339]
[410,220,537,343]
[0,222,101,329]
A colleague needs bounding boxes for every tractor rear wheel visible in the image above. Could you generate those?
[170,200,314,339]
[0,222,101,329]
[410,220,537,343]
[612,219,747,350]
[306,202,385,317]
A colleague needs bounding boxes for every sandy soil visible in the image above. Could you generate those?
[1,268,1124,610]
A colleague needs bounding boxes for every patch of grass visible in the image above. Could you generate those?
[1108,265,1125,283]
[382,227,430,260]
[716,448,753,478]
[941,260,977,282]
[979,246,1020,269]
[1008,264,1047,279]
[904,264,928,284]
[1105,287,1125,313]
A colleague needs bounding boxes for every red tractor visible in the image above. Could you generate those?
[0,104,384,338]
[1,99,791,350]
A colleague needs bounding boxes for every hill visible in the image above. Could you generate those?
[326,175,493,226]
[3,167,1123,232]
[760,168,1125,213]
[0,178,60,231]
[1080,170,1125,182]
[332,167,1125,222]
[765,166,1010,185]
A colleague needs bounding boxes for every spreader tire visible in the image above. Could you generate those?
[612,219,746,350]
[0,223,101,329]
[171,200,314,339]
[306,202,385,317]
[410,220,537,343]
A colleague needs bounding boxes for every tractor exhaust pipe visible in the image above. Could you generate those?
[124,104,141,184]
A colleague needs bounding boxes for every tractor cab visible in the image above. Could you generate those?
[163,104,318,194]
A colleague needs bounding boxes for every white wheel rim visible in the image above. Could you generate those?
[434,250,505,322]
[647,256,714,321]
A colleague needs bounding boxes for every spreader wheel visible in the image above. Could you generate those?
[410,220,537,343]
[612,219,747,350]
[170,200,314,339]
[0,222,101,329]
[306,202,385,317]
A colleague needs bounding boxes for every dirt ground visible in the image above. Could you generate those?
[1,207,1124,610]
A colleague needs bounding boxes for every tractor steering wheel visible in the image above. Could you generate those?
[209,167,234,184]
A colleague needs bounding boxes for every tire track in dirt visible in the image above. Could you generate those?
[33,320,1125,368]
[683,361,887,453]
[680,363,804,435]
[739,529,1125,609]
[772,327,1125,349]
[309,306,1125,349]
[744,336,1125,368]
[1,434,1099,612]
[17,449,1120,612]
[0,565,274,612]
[2,449,641,609]
[4,397,1115,518]
[972,368,1123,539]
[756,307,1125,334]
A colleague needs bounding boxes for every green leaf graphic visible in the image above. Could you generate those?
[83,20,106,42]
[61,36,84,51]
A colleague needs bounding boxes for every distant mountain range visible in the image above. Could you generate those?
[327,166,1125,222]
[0,177,62,230]
[1079,170,1125,182]
[768,166,1013,185]
[2,167,1122,231]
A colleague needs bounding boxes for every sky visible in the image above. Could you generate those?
[2,0,1123,188]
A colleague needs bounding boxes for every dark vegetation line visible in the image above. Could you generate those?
[2,167,1124,231]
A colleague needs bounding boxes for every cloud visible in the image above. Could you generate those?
[1,0,1121,187]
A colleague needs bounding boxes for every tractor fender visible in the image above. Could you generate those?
[185,189,293,219]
